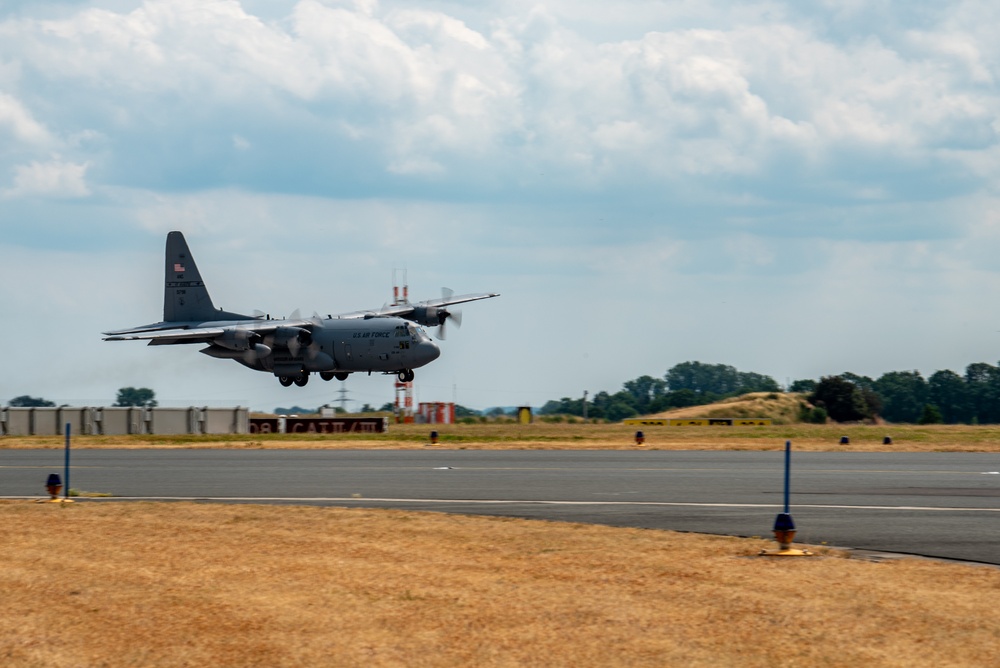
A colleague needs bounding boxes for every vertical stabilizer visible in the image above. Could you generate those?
[163,232,247,323]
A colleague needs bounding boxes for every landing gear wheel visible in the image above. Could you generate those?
[397,369,415,383]
[293,373,310,387]
[279,376,294,387]
[334,372,350,381]
[320,372,335,381]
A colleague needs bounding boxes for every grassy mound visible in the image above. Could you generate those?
[649,392,812,424]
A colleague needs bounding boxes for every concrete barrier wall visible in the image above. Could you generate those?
[58,408,91,435]
[2,408,32,436]
[31,408,61,436]
[204,408,247,434]
[0,406,250,436]
[150,408,198,435]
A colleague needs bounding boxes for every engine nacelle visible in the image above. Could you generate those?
[411,306,447,327]
[271,326,313,349]
[213,328,261,352]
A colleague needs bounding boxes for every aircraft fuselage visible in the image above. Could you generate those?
[198,316,440,377]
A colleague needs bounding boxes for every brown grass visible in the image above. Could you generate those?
[4,422,1000,452]
[651,391,811,423]
[3,501,999,667]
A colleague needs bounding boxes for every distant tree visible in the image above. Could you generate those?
[736,371,781,393]
[840,372,876,392]
[666,362,742,395]
[662,388,701,409]
[8,395,55,407]
[114,387,157,407]
[454,405,480,418]
[965,362,1000,424]
[918,404,943,425]
[873,371,928,423]
[622,375,667,414]
[606,400,639,422]
[788,379,816,393]
[799,404,827,424]
[379,402,394,412]
[275,405,323,414]
[539,397,586,417]
[809,376,873,422]
[928,370,971,424]
[359,403,375,413]
[665,362,779,397]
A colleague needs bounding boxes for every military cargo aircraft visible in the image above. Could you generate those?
[103,231,499,387]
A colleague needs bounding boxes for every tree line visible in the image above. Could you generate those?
[802,364,1000,424]
[538,360,1000,424]
[6,388,157,408]
[539,361,781,422]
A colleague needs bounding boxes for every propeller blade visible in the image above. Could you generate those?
[435,307,462,341]
[243,343,271,364]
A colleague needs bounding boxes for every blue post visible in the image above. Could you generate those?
[783,439,791,514]
[64,422,71,500]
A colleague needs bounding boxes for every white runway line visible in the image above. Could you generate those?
[5,496,1000,513]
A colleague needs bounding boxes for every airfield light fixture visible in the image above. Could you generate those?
[760,441,812,557]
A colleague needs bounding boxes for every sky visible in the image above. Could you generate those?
[2,0,1000,412]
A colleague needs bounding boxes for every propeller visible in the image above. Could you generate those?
[241,331,271,365]
[436,287,463,340]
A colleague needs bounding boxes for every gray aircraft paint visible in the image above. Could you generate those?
[104,232,498,388]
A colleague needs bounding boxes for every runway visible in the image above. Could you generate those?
[3,449,999,564]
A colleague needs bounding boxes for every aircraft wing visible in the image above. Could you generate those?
[336,292,500,320]
[103,317,318,345]
[102,326,229,345]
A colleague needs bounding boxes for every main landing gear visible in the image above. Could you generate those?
[397,369,415,382]
[278,372,310,387]
[319,371,350,381]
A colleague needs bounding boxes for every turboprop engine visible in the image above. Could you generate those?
[411,306,447,327]
[213,328,271,357]
[271,326,312,350]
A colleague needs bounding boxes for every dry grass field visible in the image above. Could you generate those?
[3,422,1000,452]
[3,501,999,667]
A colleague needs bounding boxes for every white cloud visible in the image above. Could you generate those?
[0,92,51,144]
[3,158,89,198]
[3,2,1000,407]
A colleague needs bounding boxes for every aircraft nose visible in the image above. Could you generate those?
[415,340,441,366]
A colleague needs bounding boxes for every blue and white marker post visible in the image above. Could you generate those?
[761,440,811,557]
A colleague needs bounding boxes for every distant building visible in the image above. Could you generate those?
[418,402,455,424]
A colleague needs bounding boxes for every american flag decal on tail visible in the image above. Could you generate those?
[174,263,185,272]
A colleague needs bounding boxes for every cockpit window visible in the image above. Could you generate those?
[407,323,429,342]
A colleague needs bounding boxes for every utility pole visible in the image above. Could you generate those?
[582,390,588,421]
[337,386,350,414]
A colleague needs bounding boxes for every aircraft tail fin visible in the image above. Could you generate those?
[163,231,249,323]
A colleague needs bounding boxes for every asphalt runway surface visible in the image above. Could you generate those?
[3,449,1000,564]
